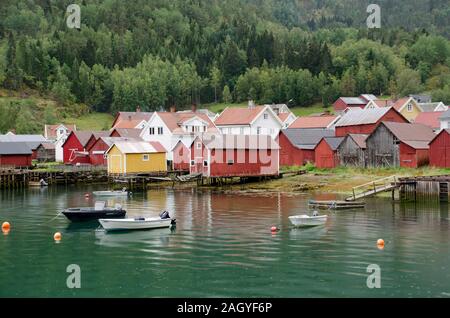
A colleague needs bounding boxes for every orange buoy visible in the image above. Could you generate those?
[84,193,90,198]
[54,232,62,241]
[271,226,279,232]
[377,239,385,249]
[2,222,11,232]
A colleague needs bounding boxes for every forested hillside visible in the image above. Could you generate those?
[1,0,450,132]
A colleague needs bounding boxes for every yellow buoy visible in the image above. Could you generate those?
[2,222,11,232]
[54,232,62,241]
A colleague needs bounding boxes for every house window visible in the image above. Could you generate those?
[257,127,261,135]
[240,127,244,134]
[227,159,234,165]
[158,127,163,135]
[143,154,149,161]
[393,137,400,145]
[264,113,268,120]
[59,129,64,134]
[196,142,202,149]
[407,103,413,112]
[149,127,155,135]
[203,160,208,167]
[190,160,195,166]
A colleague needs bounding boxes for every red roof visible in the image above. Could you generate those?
[414,111,443,129]
[45,124,76,139]
[278,113,291,122]
[112,112,153,129]
[214,106,266,125]
[391,97,411,111]
[156,112,218,133]
[288,115,338,129]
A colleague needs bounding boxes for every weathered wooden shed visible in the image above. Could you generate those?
[314,137,344,168]
[36,142,55,162]
[365,122,436,168]
[334,107,408,137]
[278,129,334,166]
[429,129,450,167]
[336,134,368,167]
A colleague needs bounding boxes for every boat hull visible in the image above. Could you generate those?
[289,215,327,227]
[93,191,129,197]
[62,209,126,222]
[99,218,174,231]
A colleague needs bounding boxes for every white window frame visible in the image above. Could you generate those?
[407,103,413,112]
[158,127,163,135]
[257,127,261,135]
[263,113,268,120]
[143,154,149,161]
[149,127,155,135]
[196,142,202,149]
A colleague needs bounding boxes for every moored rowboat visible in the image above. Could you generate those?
[93,188,130,197]
[289,214,328,227]
[99,217,175,231]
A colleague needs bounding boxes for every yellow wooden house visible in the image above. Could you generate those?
[391,97,423,122]
[106,141,167,175]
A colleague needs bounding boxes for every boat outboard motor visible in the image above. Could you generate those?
[159,211,170,219]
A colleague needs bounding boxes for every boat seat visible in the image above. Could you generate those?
[114,203,122,210]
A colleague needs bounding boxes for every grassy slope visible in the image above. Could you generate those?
[0,89,113,132]
[63,113,114,130]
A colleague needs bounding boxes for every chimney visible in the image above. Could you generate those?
[248,100,255,109]
[136,105,141,113]
[191,103,197,113]
[170,105,176,113]
[128,115,132,121]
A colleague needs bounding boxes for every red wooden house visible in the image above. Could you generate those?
[0,142,33,168]
[278,129,334,166]
[334,107,408,137]
[314,137,345,168]
[190,135,280,177]
[89,137,138,166]
[172,140,191,171]
[429,129,450,167]
[333,95,376,112]
[84,132,110,154]
[62,131,94,164]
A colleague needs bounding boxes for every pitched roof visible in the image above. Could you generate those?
[0,134,47,143]
[97,137,140,148]
[65,131,95,148]
[381,122,436,149]
[278,113,291,123]
[288,115,339,129]
[0,142,33,155]
[155,111,218,133]
[360,94,377,101]
[321,137,345,150]
[414,111,444,129]
[109,128,143,139]
[440,108,450,119]
[214,106,267,125]
[347,134,369,149]
[371,99,393,108]
[109,141,166,154]
[200,134,280,150]
[391,97,414,111]
[112,112,153,129]
[44,124,76,139]
[418,102,442,112]
[335,107,395,127]
[38,142,55,150]
[340,97,367,105]
[282,129,335,150]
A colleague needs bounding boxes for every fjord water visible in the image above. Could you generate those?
[1,185,449,297]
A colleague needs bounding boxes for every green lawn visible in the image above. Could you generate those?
[63,113,114,130]
[204,101,333,116]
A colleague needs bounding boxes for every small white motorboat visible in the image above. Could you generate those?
[289,213,328,228]
[99,211,175,231]
[93,187,130,197]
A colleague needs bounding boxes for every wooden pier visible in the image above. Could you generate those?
[397,175,450,202]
